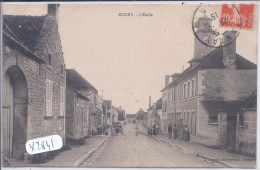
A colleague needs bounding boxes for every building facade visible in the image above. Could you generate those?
[2,4,66,161]
[161,15,257,152]
[65,69,91,140]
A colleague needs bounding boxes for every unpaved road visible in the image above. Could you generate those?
[81,124,223,168]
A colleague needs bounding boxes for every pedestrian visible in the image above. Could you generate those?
[184,125,190,141]
[152,125,157,137]
[181,125,185,140]
[173,124,178,139]
[156,124,159,134]
[168,124,172,139]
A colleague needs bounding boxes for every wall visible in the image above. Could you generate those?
[32,15,66,142]
[236,109,256,156]
[74,94,89,139]
[200,69,257,101]
[65,86,75,139]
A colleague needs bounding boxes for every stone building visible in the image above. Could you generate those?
[117,106,126,121]
[236,90,257,156]
[65,69,99,136]
[2,4,66,161]
[65,69,91,140]
[104,100,112,126]
[111,106,118,123]
[161,15,257,153]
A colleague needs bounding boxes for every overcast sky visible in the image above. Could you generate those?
[3,3,258,114]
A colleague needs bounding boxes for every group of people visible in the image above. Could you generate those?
[148,124,159,137]
[168,124,190,141]
[111,126,123,136]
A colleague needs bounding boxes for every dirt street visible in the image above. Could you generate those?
[81,124,223,168]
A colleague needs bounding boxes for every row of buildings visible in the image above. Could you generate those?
[2,4,125,162]
[143,15,257,156]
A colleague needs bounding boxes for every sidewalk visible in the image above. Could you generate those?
[139,125,256,168]
[10,135,108,167]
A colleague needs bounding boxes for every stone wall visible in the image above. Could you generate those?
[236,109,256,156]
[65,86,75,139]
[201,69,257,101]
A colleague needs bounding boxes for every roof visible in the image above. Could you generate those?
[161,48,257,92]
[244,90,257,109]
[3,15,46,52]
[66,69,97,93]
[156,98,162,110]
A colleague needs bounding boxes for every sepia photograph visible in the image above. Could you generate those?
[1,2,258,168]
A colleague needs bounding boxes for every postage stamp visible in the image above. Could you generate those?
[220,4,255,29]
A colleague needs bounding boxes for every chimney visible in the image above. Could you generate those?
[165,75,170,86]
[222,31,237,70]
[149,96,151,108]
[48,4,60,22]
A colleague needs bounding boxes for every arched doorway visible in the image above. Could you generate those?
[3,65,28,160]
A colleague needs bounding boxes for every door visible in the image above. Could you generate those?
[226,113,237,151]
[191,112,196,134]
[3,72,14,159]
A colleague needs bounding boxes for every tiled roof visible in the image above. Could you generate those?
[66,69,97,92]
[161,48,257,92]
[3,15,46,52]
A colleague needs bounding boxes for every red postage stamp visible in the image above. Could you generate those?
[220,4,254,29]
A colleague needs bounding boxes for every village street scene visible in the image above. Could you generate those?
[2,3,257,168]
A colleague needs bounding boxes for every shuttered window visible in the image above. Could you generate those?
[46,79,53,117]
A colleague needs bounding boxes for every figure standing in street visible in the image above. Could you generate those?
[136,125,139,136]
[173,124,178,139]
[184,125,190,141]
[152,125,157,137]
[168,124,172,139]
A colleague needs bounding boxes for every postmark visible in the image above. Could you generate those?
[192,4,241,48]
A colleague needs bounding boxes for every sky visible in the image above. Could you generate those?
[3,3,258,114]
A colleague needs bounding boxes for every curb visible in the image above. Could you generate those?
[73,135,111,167]
[138,129,234,168]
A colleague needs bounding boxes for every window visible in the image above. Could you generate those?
[183,83,187,99]
[188,81,191,97]
[192,78,196,96]
[61,64,64,75]
[168,91,171,103]
[46,79,53,117]
[47,54,52,66]
[208,113,218,124]
[165,101,167,112]
[177,86,180,101]
[171,90,174,102]
[60,86,65,116]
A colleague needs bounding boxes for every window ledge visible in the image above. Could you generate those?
[208,123,218,126]
[44,116,54,120]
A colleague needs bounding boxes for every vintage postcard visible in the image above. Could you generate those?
[1,2,258,168]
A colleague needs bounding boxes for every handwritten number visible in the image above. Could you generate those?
[36,142,40,150]
[29,142,35,152]
[51,139,55,149]
[41,141,45,150]
[46,140,51,150]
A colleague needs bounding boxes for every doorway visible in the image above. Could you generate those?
[226,113,237,151]
[3,66,28,160]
